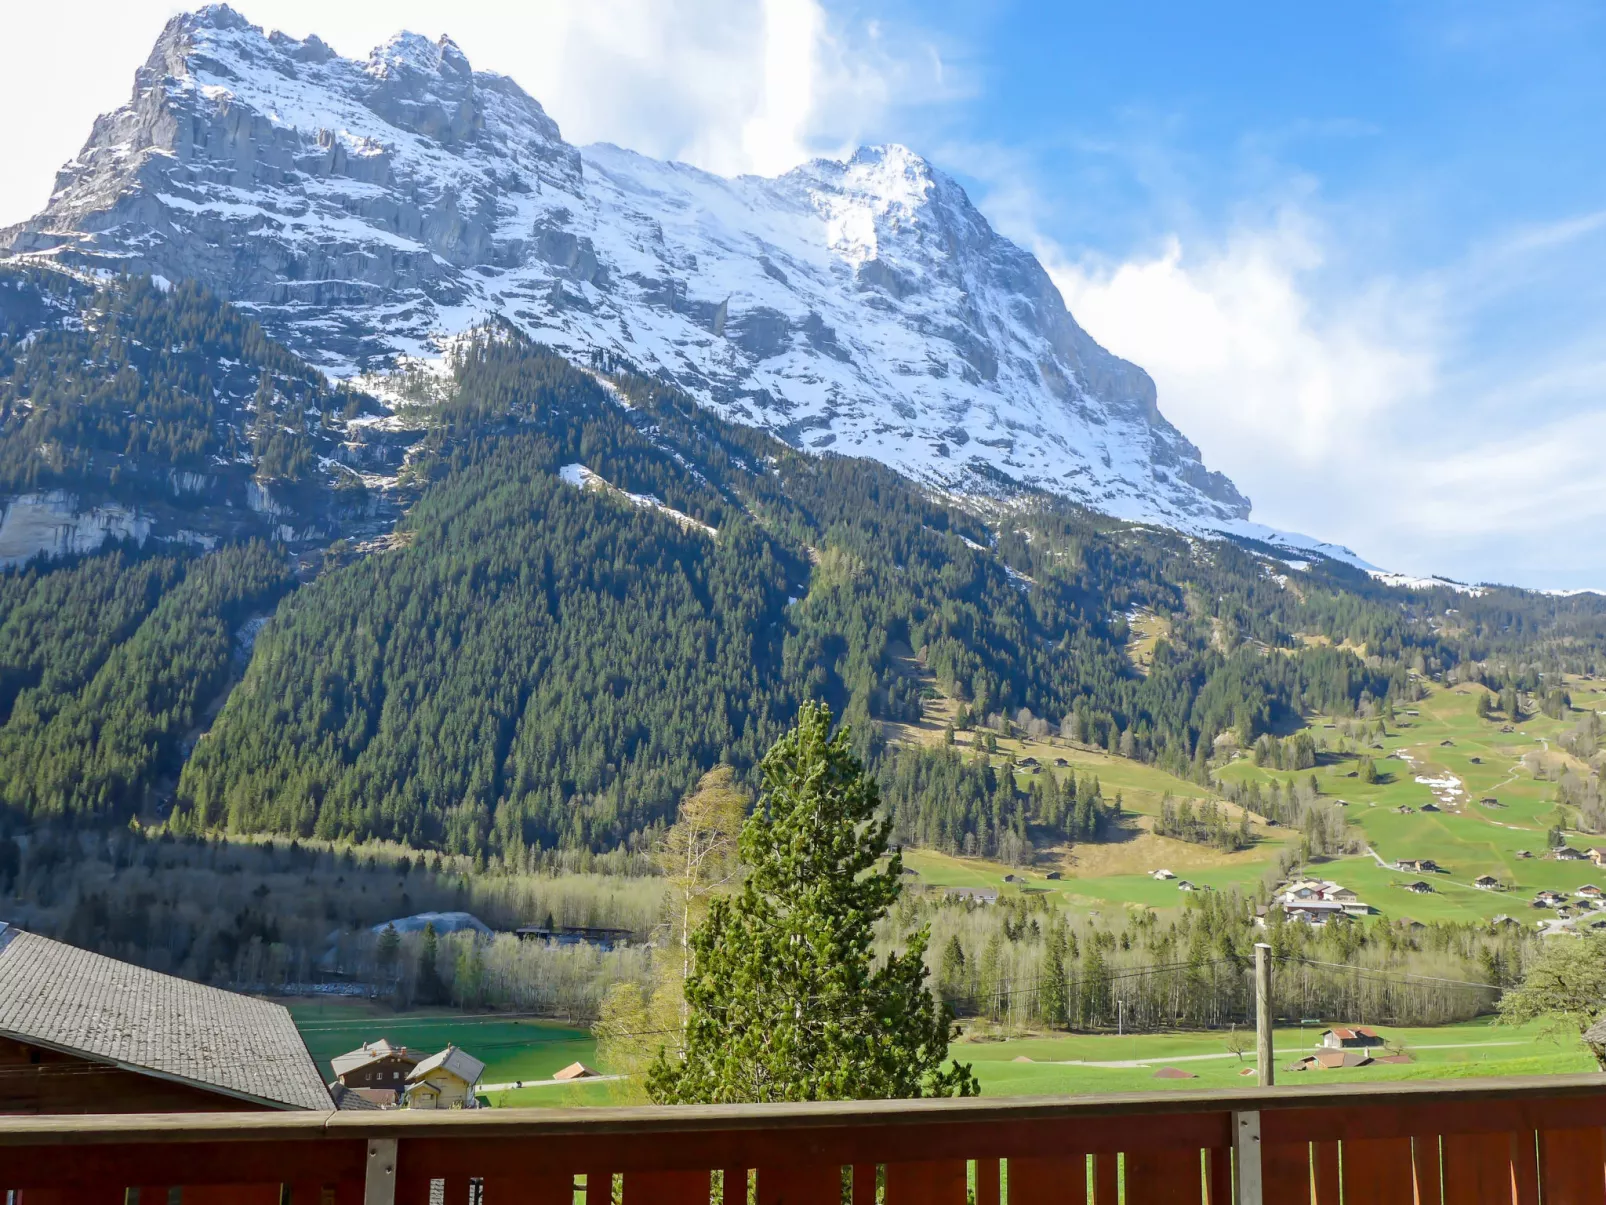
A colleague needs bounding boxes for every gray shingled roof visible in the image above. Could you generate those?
[0,924,330,1110]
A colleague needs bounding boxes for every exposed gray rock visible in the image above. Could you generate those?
[3,3,1255,529]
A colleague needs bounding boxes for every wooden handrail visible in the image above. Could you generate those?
[1,1075,1603,1203]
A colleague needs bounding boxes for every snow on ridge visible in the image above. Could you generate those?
[4,5,1262,544]
[1367,571,1487,597]
[557,464,716,538]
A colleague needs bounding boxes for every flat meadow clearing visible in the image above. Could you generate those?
[287,998,614,1107]
[954,1017,1596,1096]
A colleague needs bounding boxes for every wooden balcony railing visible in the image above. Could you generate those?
[3,1074,1604,1205]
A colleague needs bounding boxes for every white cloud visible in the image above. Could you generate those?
[0,0,955,227]
[1045,216,1439,474]
[1032,208,1606,587]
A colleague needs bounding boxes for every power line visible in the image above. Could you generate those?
[1286,956,1500,991]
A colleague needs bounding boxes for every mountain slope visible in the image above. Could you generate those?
[3,4,1252,533]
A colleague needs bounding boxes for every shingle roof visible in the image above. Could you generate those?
[0,924,330,1110]
[409,1045,485,1086]
[331,1038,421,1078]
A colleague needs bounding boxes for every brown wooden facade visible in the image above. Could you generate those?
[0,1035,270,1116]
[2,1072,1605,1203]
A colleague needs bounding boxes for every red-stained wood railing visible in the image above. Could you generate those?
[2,1074,1604,1204]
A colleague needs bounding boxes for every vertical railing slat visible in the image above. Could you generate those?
[1538,1127,1606,1205]
[757,1164,841,1205]
[1340,1137,1416,1205]
[883,1160,966,1205]
[849,1164,876,1205]
[583,1172,612,1205]
[974,1158,1001,1205]
[1006,1157,1086,1205]
[1123,1148,1202,1205]
[1090,1154,1119,1205]
[1260,1141,1312,1205]
[1311,1140,1339,1205]
[484,1172,578,1205]
[622,1171,710,1205]
[1508,1130,1540,1205]
[1204,1148,1232,1205]
[1442,1131,1514,1205]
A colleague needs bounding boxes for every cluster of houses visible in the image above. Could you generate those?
[329,1039,486,1110]
[1530,885,1604,918]
[1287,1026,1408,1072]
[1273,879,1372,924]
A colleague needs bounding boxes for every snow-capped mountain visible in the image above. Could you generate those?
[3,5,1260,532]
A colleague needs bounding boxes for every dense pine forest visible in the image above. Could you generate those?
[1,274,1605,865]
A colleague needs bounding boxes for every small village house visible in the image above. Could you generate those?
[1395,858,1441,873]
[1473,875,1503,891]
[1589,847,1606,868]
[1553,846,1589,862]
[1403,881,1434,894]
[329,1039,422,1107]
[405,1045,486,1110]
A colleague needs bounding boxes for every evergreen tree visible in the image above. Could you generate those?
[647,702,976,1103]
[416,921,445,1004]
[1041,926,1069,1028]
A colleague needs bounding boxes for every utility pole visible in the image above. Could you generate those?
[1255,942,1274,1087]
[1117,998,1124,1036]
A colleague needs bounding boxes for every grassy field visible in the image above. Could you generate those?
[291,1001,1595,1106]
[955,1017,1596,1096]
[892,677,1606,926]
[287,998,611,1107]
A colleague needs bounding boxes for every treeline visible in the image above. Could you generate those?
[0,824,660,1014]
[1154,795,1252,852]
[919,887,1527,1033]
[877,744,1116,862]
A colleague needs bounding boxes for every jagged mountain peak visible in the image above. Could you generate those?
[4,6,1263,533]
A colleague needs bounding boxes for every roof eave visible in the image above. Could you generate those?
[0,1024,331,1112]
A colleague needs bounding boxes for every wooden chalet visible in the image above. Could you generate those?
[0,923,329,1115]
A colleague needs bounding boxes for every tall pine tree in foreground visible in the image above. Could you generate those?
[648,701,976,1102]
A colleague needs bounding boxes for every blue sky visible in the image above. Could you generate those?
[4,0,1604,585]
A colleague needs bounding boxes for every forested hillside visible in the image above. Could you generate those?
[3,277,1606,860]
[0,266,405,550]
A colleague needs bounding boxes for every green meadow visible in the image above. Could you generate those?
[956,1017,1595,1096]
[904,679,1605,926]
[287,998,605,1107]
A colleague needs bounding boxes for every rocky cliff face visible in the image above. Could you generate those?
[4,4,1254,531]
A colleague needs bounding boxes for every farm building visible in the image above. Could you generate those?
[1403,881,1434,894]
[553,1062,599,1081]
[1578,885,1603,899]
[331,1039,421,1096]
[1151,869,1176,881]
[0,923,330,1114]
[1321,1027,1385,1050]
[1291,1051,1374,1071]
[405,1045,485,1110]
[1176,881,1196,892]
[1395,859,1441,873]
[1516,850,1534,859]
[1554,847,1590,862]
[1473,875,1503,891]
